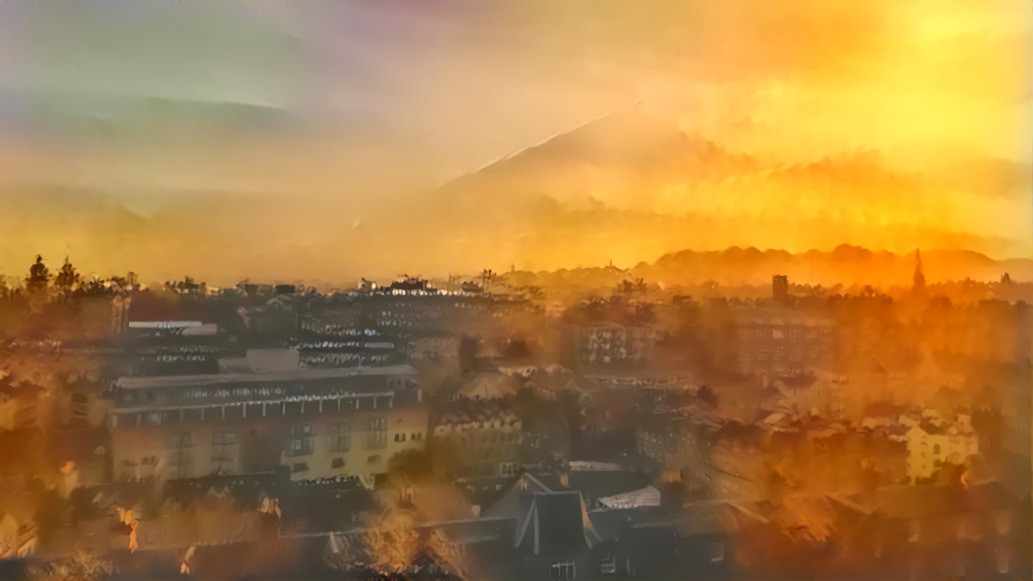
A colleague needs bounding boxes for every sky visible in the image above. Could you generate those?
[0,0,1030,284]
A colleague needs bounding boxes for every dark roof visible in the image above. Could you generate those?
[278,487,378,534]
[47,427,110,467]
[456,475,520,509]
[162,473,286,509]
[588,506,667,540]
[568,470,654,504]
[127,294,225,323]
[514,491,600,558]
[481,473,553,521]
[850,481,1021,520]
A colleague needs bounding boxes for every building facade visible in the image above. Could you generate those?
[725,309,837,376]
[109,365,428,483]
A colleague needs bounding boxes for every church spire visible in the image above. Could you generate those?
[912,248,926,289]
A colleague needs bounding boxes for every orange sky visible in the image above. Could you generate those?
[0,0,1029,284]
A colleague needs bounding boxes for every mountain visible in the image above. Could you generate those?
[638,245,1033,287]
[438,104,759,213]
[396,104,1028,274]
[495,245,1033,297]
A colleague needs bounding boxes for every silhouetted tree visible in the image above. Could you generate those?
[53,256,80,293]
[25,255,50,294]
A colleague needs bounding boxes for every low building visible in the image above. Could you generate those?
[905,419,979,482]
[432,401,523,477]
[109,364,428,483]
[635,409,725,491]
[568,323,659,369]
[406,333,462,361]
[724,309,837,376]
[456,372,521,401]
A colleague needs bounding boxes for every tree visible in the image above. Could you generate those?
[25,255,50,294]
[324,507,464,577]
[387,448,436,483]
[53,257,80,293]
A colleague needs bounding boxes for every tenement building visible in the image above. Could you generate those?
[109,364,427,483]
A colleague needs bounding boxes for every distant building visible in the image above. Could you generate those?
[772,275,789,305]
[635,410,726,493]
[905,420,978,482]
[431,401,523,477]
[108,364,427,483]
[724,309,837,376]
[405,333,462,361]
[568,323,659,369]
[456,372,521,400]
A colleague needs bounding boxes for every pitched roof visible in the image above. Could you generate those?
[514,491,601,558]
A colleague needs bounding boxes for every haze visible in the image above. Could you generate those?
[0,0,1030,284]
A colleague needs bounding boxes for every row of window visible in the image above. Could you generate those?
[161,420,420,462]
[741,328,832,340]
[456,433,521,446]
[742,346,830,361]
[290,453,384,475]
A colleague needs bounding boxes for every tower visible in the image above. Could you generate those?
[773,275,789,305]
[912,249,926,290]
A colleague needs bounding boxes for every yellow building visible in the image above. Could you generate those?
[905,421,979,482]
[109,364,428,483]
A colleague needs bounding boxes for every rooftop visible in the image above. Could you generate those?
[115,363,417,391]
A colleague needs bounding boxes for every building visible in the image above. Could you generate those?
[405,333,462,361]
[431,401,523,477]
[108,364,428,483]
[772,275,789,305]
[905,419,979,482]
[724,309,837,376]
[455,372,521,400]
[568,323,659,369]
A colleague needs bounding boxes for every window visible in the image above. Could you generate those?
[997,546,1011,574]
[933,444,941,455]
[168,433,193,479]
[600,551,616,574]
[290,424,314,457]
[394,433,407,443]
[330,423,351,452]
[367,455,381,465]
[291,462,309,474]
[996,511,1012,535]
[331,458,345,469]
[550,560,575,581]
[212,430,237,463]
[710,542,725,563]
[908,520,920,543]
[366,417,387,450]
